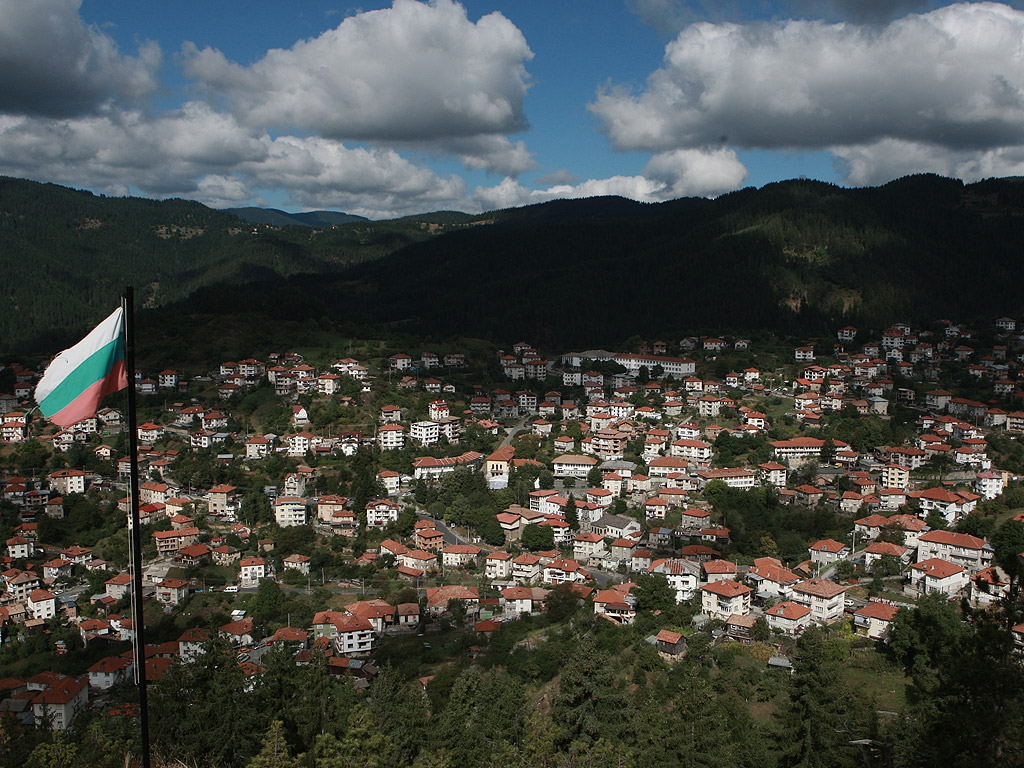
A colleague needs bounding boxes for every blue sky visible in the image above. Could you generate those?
[1,0,1023,218]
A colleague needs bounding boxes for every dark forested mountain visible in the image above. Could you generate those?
[5,173,1024,355]
[0,178,469,352]
[166,174,1024,349]
[225,207,368,227]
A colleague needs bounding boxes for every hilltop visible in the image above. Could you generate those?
[0,177,473,353]
[7,173,1024,356]
[169,174,1024,349]
[224,207,368,228]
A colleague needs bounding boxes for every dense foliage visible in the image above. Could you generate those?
[0,177,471,352]
[8,174,1024,355]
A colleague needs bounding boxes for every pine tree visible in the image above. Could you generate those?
[565,494,579,531]
[779,628,858,768]
[248,721,302,768]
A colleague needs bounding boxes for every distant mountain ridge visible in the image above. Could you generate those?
[168,174,1024,349]
[225,207,367,227]
[6,173,1024,356]
[0,177,468,353]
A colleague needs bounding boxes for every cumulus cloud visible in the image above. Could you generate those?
[472,147,746,210]
[832,138,1024,186]
[0,0,160,117]
[433,135,537,176]
[472,176,657,211]
[593,3,1024,158]
[643,147,748,198]
[629,0,946,33]
[0,105,469,219]
[180,0,532,146]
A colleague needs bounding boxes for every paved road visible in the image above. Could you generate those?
[498,417,527,449]
[416,513,474,546]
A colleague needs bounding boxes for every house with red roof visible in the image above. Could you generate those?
[853,601,900,641]
[88,656,132,690]
[484,551,513,580]
[425,585,480,618]
[791,578,848,623]
[655,629,687,661]
[746,557,800,599]
[807,539,849,567]
[593,586,636,625]
[916,529,992,573]
[700,580,752,620]
[30,675,88,730]
[909,558,968,597]
[764,601,812,636]
[155,578,190,607]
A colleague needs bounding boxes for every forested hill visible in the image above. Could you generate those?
[167,174,1024,349]
[6,173,1024,355]
[0,177,472,352]
[224,207,368,227]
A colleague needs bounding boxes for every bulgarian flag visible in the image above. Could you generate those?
[35,307,128,427]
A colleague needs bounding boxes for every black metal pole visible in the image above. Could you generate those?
[123,287,152,768]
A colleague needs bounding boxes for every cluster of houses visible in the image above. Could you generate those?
[5,317,1024,729]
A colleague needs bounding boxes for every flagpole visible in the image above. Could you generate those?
[123,287,152,768]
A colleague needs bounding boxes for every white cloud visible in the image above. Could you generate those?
[592,3,1024,160]
[627,0,937,33]
[435,135,537,176]
[0,105,469,219]
[193,175,256,208]
[180,0,532,148]
[832,138,1024,185]
[471,147,747,210]
[643,148,748,197]
[0,0,160,117]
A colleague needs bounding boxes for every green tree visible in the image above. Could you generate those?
[553,640,629,745]
[544,586,581,622]
[876,522,906,546]
[431,668,525,765]
[888,593,968,674]
[150,641,266,767]
[564,495,580,532]
[247,721,302,768]
[914,606,1024,765]
[990,519,1024,579]
[520,524,554,551]
[633,573,675,613]
[448,598,468,627]
[480,518,506,547]
[314,707,394,768]
[369,665,428,763]
[956,512,996,540]
[251,579,284,625]
[871,554,903,578]
[779,627,859,768]
[750,616,771,643]
[587,466,603,487]
[241,491,272,526]
[25,732,78,768]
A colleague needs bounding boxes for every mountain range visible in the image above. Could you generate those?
[224,207,367,228]
[4,174,1024,357]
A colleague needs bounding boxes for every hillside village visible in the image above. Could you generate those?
[1,316,1024,764]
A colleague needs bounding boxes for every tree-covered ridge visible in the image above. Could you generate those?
[9,173,1024,356]
[155,174,1024,352]
[0,178,470,352]
[225,208,369,228]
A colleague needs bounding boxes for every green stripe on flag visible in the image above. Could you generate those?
[38,337,125,418]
